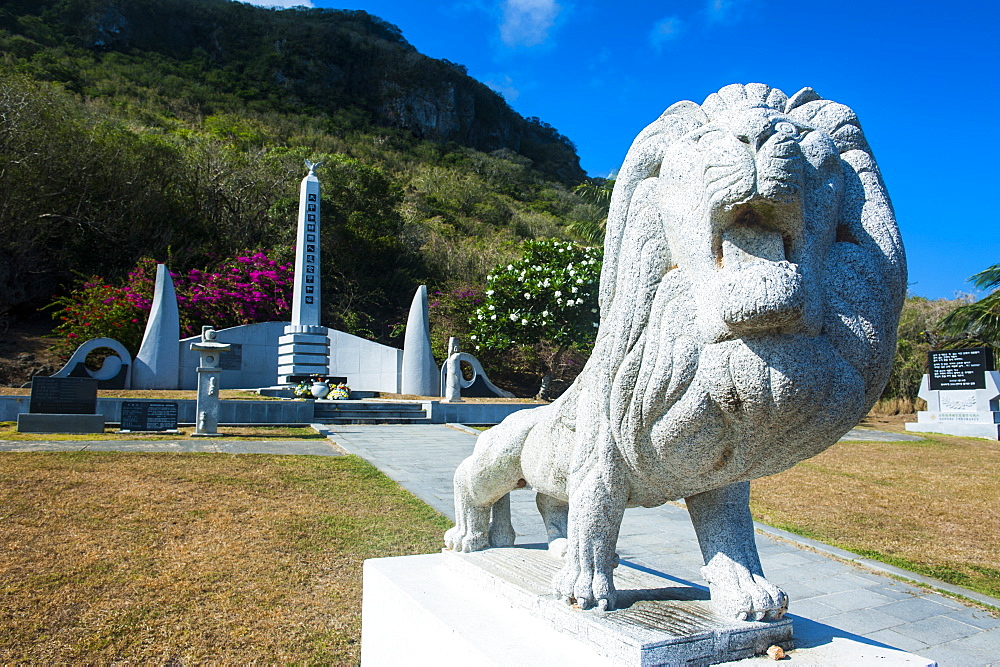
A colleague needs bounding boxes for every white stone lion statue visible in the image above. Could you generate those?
[445,83,906,620]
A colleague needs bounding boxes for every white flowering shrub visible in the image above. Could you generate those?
[470,239,602,356]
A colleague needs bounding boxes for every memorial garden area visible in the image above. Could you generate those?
[1,1,999,664]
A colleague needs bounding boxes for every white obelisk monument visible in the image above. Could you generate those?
[278,161,330,384]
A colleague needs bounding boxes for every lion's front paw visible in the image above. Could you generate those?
[554,555,618,611]
[702,556,788,621]
[444,524,489,552]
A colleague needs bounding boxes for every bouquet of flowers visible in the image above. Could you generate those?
[330,383,350,400]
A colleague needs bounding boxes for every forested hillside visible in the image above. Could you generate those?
[0,0,603,343]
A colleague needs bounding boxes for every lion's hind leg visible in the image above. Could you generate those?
[445,415,533,552]
[536,492,569,557]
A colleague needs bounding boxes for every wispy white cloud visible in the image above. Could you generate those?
[705,0,748,24]
[486,74,521,101]
[499,0,562,48]
[238,0,315,9]
[649,16,683,50]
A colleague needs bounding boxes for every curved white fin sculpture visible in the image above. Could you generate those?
[132,264,180,389]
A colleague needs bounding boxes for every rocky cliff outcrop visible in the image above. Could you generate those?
[25,0,584,182]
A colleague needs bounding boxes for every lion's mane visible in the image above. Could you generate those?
[566,84,906,500]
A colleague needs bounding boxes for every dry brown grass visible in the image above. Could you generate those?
[868,397,928,416]
[0,452,450,662]
[0,422,324,441]
[751,424,1000,600]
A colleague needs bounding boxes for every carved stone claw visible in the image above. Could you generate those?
[702,558,789,621]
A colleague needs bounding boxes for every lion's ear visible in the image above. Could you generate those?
[785,87,822,113]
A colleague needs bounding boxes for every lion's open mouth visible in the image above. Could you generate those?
[713,206,793,268]
[712,204,805,332]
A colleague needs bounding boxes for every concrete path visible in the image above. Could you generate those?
[322,424,1000,667]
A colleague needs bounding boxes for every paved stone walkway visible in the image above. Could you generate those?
[322,424,1000,667]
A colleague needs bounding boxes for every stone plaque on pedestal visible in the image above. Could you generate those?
[120,401,179,432]
[19,376,104,433]
[907,348,1000,439]
[28,376,98,414]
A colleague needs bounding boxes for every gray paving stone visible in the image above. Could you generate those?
[839,428,924,442]
[893,615,979,644]
[779,582,830,602]
[956,611,1000,631]
[864,627,932,654]
[920,640,996,666]
[817,589,899,613]
[821,608,907,635]
[766,551,814,568]
[0,441,87,451]
[950,627,1000,653]
[783,597,841,620]
[877,596,968,623]
[798,572,878,594]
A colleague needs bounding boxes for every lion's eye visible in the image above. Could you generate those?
[774,122,798,138]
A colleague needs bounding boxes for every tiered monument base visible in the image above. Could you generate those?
[362,547,792,666]
[277,325,329,384]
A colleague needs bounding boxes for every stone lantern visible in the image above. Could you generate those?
[189,326,230,437]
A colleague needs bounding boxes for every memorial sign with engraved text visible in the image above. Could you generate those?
[928,347,995,390]
[220,343,243,371]
[120,401,179,431]
[29,377,98,414]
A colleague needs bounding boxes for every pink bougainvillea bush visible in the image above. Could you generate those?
[48,251,294,358]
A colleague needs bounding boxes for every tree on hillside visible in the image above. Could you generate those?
[938,264,1000,350]
[469,239,601,399]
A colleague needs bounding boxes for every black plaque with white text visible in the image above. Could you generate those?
[29,377,98,414]
[120,401,178,431]
[928,348,995,390]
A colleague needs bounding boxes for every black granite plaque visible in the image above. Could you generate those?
[120,401,178,431]
[928,347,995,390]
[29,376,98,414]
[220,343,243,371]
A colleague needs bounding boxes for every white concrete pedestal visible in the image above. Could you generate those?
[362,552,616,666]
[277,325,329,384]
[362,549,935,667]
[363,548,793,666]
[905,372,1000,439]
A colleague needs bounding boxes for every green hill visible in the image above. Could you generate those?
[0,0,604,340]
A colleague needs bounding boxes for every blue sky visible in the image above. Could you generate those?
[242,0,999,301]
